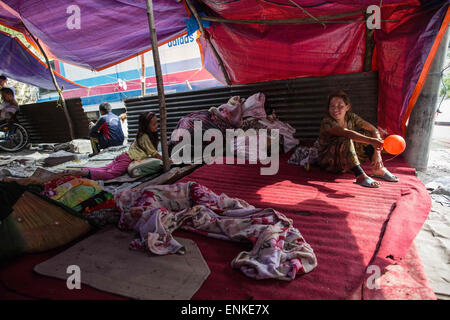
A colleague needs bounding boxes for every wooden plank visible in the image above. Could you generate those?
[134,164,201,190]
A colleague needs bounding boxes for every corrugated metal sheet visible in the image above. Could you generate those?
[16,98,90,143]
[124,72,378,142]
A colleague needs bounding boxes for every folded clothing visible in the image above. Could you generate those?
[72,190,115,214]
[50,178,103,209]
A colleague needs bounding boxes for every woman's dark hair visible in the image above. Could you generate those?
[136,112,159,150]
[326,90,352,110]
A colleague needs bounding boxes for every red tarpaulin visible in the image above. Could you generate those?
[196,0,450,134]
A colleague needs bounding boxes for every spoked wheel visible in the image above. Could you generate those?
[0,122,29,152]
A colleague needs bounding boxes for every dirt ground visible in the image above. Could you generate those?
[414,101,450,300]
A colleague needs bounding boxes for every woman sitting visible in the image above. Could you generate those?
[318,90,399,188]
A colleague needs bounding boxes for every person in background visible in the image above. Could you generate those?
[0,75,16,98]
[0,87,19,122]
[120,113,128,144]
[89,102,124,156]
[318,90,399,188]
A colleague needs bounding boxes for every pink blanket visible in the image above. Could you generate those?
[114,182,317,281]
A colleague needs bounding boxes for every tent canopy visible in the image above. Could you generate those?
[0,31,83,90]
[0,0,448,134]
[1,0,188,71]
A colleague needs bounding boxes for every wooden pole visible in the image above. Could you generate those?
[140,54,145,96]
[200,9,365,25]
[26,32,75,141]
[184,0,231,85]
[363,12,376,72]
[145,0,170,172]
[200,15,398,25]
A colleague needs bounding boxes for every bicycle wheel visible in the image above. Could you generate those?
[0,122,29,152]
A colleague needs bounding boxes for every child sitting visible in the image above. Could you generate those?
[65,111,163,181]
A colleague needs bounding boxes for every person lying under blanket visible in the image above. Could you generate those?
[169,93,299,162]
[168,96,243,158]
[236,92,299,159]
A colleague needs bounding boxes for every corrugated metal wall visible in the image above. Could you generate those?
[17,98,90,143]
[124,72,378,142]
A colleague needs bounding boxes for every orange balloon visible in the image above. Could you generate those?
[383,135,406,155]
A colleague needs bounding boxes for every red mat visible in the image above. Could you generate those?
[0,154,434,300]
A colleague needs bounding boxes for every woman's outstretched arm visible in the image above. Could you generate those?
[327,125,383,149]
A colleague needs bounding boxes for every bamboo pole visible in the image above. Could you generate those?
[145,0,170,172]
[25,31,75,141]
[184,0,231,86]
[363,12,376,72]
[200,15,398,25]
[200,9,364,25]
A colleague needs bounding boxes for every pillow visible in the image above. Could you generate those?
[127,158,163,178]
[216,103,243,128]
[242,92,266,119]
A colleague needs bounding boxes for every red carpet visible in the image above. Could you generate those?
[0,154,434,299]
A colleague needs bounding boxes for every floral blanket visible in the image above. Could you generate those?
[288,139,320,169]
[115,182,317,281]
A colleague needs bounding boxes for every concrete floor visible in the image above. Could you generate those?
[415,101,450,300]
